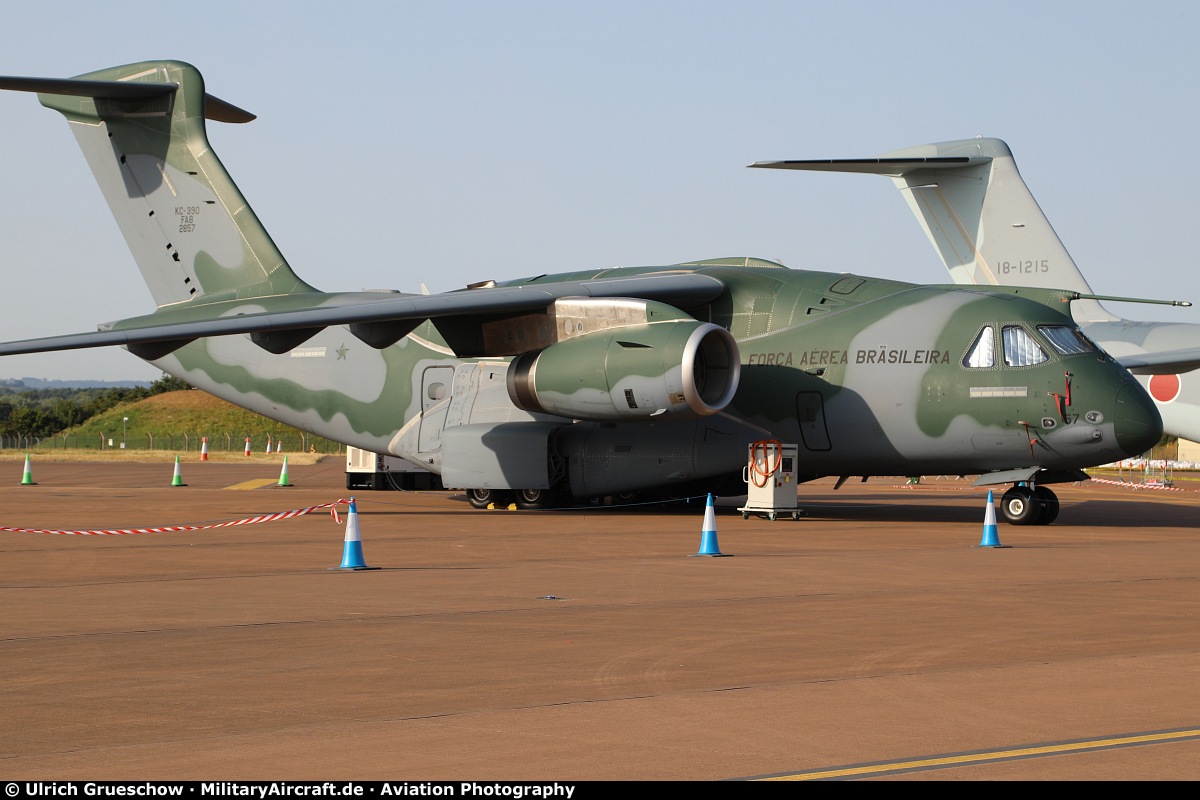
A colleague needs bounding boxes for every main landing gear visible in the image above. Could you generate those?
[466,487,513,509]
[465,487,559,510]
[999,484,1060,526]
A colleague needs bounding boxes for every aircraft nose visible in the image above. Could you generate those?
[1112,381,1163,456]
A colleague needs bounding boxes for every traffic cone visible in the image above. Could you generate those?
[276,440,282,453]
[978,490,1004,547]
[170,456,187,487]
[331,498,380,571]
[265,437,271,454]
[244,437,251,456]
[690,493,730,557]
[20,453,36,486]
[276,456,292,487]
[200,437,209,461]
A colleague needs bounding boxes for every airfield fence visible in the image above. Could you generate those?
[0,432,344,454]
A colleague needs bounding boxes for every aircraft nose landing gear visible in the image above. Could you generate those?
[1000,484,1059,525]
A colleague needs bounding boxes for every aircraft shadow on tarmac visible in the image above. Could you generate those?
[370,490,1198,529]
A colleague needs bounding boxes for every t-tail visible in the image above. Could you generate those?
[750,138,1119,324]
[0,61,316,308]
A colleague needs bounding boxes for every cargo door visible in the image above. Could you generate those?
[796,391,831,451]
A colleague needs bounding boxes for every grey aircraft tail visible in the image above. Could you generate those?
[750,138,1118,324]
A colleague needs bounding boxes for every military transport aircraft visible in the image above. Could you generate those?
[0,63,1164,525]
[751,138,1200,445]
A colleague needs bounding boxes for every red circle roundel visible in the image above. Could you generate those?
[1148,374,1181,404]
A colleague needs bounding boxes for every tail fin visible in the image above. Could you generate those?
[0,60,316,308]
[750,137,1118,323]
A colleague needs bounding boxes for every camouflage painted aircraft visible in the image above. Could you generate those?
[0,63,1165,525]
[752,137,1200,446]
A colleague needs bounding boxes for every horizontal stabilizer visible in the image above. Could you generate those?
[748,154,989,175]
[0,73,255,123]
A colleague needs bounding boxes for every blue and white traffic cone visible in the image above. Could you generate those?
[978,490,1001,547]
[690,493,730,557]
[332,498,380,571]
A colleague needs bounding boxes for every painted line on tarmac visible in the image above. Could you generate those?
[749,726,1200,780]
[225,478,280,491]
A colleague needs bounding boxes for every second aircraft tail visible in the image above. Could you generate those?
[750,137,1119,323]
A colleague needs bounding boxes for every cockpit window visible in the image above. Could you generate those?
[963,326,995,368]
[1038,325,1096,355]
[1003,325,1049,366]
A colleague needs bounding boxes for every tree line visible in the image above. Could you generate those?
[0,374,189,437]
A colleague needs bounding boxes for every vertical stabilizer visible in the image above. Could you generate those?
[0,61,316,308]
[750,138,1118,323]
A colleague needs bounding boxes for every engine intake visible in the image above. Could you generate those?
[506,320,740,421]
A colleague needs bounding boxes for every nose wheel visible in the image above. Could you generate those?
[1000,485,1059,525]
[1032,486,1060,524]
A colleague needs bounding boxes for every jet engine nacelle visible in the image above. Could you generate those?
[506,320,740,422]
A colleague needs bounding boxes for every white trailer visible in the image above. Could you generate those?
[345,446,444,491]
[738,441,801,520]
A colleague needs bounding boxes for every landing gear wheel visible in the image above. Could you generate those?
[466,488,514,509]
[515,488,558,510]
[1001,486,1043,526]
[1032,486,1060,525]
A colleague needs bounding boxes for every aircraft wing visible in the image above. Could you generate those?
[0,271,726,359]
[1112,348,1200,375]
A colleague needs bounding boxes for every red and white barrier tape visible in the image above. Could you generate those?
[1087,477,1186,492]
[1,498,356,536]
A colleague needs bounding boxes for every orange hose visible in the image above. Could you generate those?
[749,439,783,488]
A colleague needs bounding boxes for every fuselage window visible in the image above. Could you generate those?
[1003,325,1049,366]
[963,326,995,368]
[1038,325,1096,356]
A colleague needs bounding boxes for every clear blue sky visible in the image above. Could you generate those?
[0,0,1196,381]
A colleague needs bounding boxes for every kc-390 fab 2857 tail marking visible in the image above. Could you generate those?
[0,62,1163,524]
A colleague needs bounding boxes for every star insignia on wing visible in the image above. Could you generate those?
[336,344,349,360]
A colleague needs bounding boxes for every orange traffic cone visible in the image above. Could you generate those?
[200,437,209,461]
[244,437,251,457]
